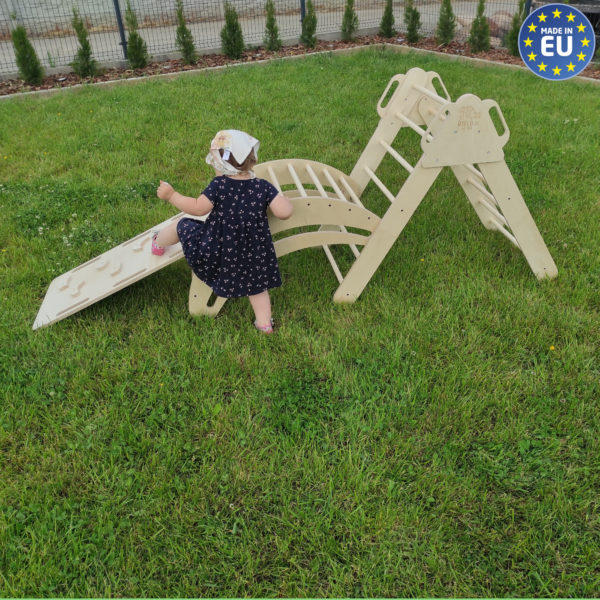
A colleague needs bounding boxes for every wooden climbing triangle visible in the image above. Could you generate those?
[34,67,557,330]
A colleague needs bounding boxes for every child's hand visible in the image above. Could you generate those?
[157,180,175,202]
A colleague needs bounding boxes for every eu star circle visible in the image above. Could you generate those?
[519,3,596,80]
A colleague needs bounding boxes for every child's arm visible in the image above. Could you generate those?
[157,181,213,216]
[269,193,293,220]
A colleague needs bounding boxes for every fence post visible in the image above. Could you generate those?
[113,0,128,59]
[300,0,306,22]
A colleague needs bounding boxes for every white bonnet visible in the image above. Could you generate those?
[209,130,260,163]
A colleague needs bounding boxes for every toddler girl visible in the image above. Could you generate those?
[153,130,293,333]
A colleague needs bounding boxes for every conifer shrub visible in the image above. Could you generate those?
[341,0,359,41]
[300,0,317,48]
[404,0,421,43]
[379,0,395,38]
[221,2,245,59]
[264,0,282,51]
[175,0,196,64]
[125,0,149,69]
[11,25,44,85]
[436,0,456,46]
[468,0,490,52]
[506,0,525,56]
[71,8,98,78]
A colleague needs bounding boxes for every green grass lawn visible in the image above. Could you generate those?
[1,47,599,597]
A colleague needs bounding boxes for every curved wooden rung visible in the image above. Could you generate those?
[255,159,362,199]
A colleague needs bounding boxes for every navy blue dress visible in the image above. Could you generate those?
[176,175,282,298]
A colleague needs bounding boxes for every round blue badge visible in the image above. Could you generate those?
[519,3,596,80]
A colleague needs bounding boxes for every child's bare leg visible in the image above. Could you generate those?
[248,291,272,328]
[155,219,181,248]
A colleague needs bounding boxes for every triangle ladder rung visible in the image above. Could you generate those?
[379,140,414,173]
[465,163,485,181]
[412,82,449,105]
[467,176,499,207]
[477,195,508,228]
[395,112,433,142]
[364,166,396,204]
[488,217,520,248]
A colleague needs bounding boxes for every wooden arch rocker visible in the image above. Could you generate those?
[33,67,557,330]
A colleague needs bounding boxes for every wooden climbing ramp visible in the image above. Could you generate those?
[34,67,557,330]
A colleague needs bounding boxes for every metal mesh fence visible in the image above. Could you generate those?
[0,0,521,76]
